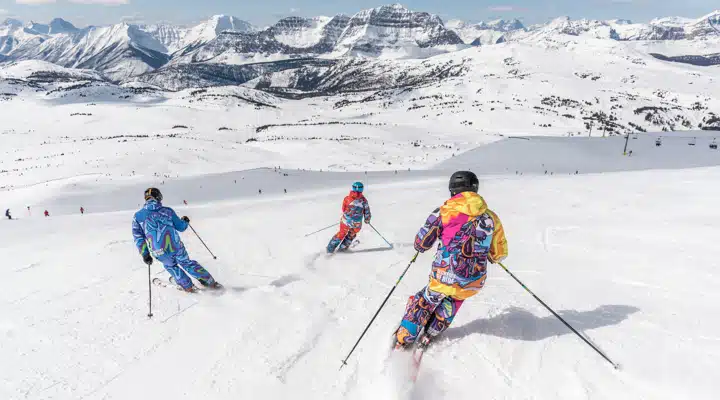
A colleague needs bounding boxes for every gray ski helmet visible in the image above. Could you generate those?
[449,171,479,196]
[144,187,163,202]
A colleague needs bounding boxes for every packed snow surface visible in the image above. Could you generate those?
[2,128,720,399]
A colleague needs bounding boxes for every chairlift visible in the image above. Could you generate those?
[655,137,662,147]
[689,137,696,146]
[711,139,718,150]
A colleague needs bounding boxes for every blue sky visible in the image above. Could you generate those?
[0,0,717,28]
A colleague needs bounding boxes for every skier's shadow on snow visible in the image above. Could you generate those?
[270,275,302,288]
[445,305,639,342]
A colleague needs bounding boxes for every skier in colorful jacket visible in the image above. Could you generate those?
[327,182,372,253]
[394,171,508,348]
[132,188,218,292]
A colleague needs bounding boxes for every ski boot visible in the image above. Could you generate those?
[392,327,415,351]
[416,334,432,350]
[169,276,199,293]
[199,279,224,290]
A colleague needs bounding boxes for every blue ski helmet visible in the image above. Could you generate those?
[352,182,364,193]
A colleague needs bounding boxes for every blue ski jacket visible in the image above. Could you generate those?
[132,200,188,257]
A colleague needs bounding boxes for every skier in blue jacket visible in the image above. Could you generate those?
[132,188,220,292]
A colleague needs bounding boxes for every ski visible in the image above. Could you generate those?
[171,276,225,294]
[325,240,361,258]
[391,333,433,383]
[152,277,199,293]
[409,336,432,382]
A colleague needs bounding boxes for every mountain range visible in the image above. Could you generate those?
[0,4,718,89]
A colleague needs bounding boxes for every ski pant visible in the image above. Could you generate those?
[395,285,465,345]
[156,247,215,290]
[326,223,360,253]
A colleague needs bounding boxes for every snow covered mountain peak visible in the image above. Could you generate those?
[25,18,78,35]
[1,18,23,29]
[650,16,696,27]
[483,19,525,32]
[183,14,254,47]
[48,18,78,35]
[334,3,463,56]
[270,15,338,49]
[446,18,525,45]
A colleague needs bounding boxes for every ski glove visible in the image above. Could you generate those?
[365,218,371,224]
[143,253,153,266]
[488,255,506,265]
[181,216,190,223]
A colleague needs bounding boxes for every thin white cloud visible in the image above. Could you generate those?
[15,0,57,4]
[488,6,516,12]
[0,9,8,15]
[120,13,144,23]
[68,0,130,4]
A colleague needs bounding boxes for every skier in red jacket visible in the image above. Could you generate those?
[326,182,371,253]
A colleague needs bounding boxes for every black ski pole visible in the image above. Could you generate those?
[368,223,393,248]
[189,223,217,260]
[340,251,419,370]
[497,262,620,370]
[304,222,338,237]
[147,263,153,318]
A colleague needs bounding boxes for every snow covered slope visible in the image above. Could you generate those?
[0,18,46,55]
[7,23,170,81]
[446,18,525,45]
[2,155,720,399]
[136,23,189,53]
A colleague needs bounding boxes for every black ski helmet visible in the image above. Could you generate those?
[449,171,479,196]
[144,187,163,202]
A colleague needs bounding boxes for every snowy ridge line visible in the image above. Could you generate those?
[1,8,719,84]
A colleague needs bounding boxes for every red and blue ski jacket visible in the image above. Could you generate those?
[341,191,371,229]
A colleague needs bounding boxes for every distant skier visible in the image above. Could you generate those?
[326,182,371,253]
[5,209,11,220]
[44,210,49,217]
[80,207,84,215]
[183,200,188,205]
[132,188,221,292]
[393,171,508,349]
